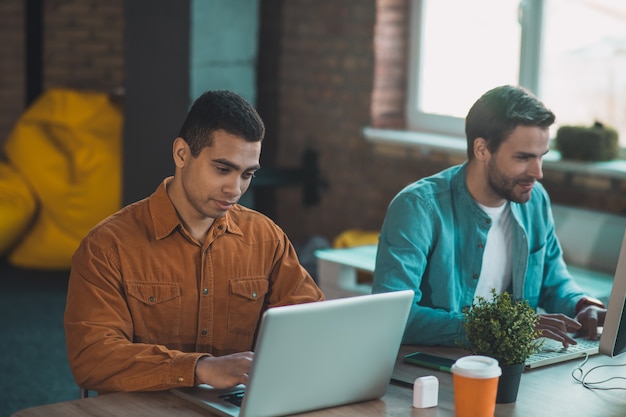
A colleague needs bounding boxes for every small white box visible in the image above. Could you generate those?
[413,375,439,408]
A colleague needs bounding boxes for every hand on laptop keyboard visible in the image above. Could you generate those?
[195,352,254,389]
[574,302,606,342]
[536,313,582,348]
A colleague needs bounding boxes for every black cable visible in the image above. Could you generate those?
[389,378,414,389]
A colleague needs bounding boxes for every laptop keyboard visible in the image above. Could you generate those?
[525,337,600,368]
[220,390,245,407]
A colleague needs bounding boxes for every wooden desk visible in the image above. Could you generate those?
[12,346,626,417]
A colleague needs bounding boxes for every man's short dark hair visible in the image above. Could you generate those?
[465,85,555,159]
[178,90,265,157]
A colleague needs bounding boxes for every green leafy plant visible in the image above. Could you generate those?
[462,289,543,366]
[555,121,619,161]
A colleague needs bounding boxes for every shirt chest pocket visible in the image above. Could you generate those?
[126,282,181,304]
[228,278,269,335]
[125,282,183,342]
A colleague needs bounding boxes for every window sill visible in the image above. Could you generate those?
[363,127,626,180]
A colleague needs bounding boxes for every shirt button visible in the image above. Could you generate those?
[203,288,208,295]
[218,225,223,230]
[149,296,155,303]
[472,274,479,280]
[477,243,484,249]
[486,219,491,224]
[201,329,207,336]
[252,292,257,298]
[178,377,184,383]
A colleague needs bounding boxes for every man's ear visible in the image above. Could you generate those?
[172,137,188,168]
[473,137,490,161]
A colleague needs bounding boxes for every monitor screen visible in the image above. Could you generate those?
[600,230,626,357]
[614,298,626,356]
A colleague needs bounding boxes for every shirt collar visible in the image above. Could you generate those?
[212,211,243,238]
[149,177,243,240]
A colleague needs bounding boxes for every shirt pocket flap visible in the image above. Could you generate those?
[230,279,269,301]
[125,282,182,305]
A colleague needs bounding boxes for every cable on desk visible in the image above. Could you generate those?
[390,378,414,389]
[571,353,626,390]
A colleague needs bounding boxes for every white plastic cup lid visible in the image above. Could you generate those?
[451,355,502,379]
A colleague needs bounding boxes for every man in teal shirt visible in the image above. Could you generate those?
[373,85,606,347]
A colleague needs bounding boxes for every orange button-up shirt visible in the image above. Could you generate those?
[64,178,324,393]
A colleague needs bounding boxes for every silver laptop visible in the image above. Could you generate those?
[526,228,626,369]
[171,290,414,417]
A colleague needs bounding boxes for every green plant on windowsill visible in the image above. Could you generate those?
[555,121,619,162]
[461,289,543,366]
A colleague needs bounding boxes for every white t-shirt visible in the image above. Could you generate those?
[474,201,513,301]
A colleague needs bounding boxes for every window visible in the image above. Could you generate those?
[407,0,626,147]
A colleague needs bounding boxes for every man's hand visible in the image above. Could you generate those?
[574,305,606,341]
[195,351,254,389]
[536,313,581,348]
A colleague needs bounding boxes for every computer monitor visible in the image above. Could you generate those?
[599,229,626,357]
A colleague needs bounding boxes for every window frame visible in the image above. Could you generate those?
[405,0,544,137]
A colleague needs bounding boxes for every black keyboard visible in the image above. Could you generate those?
[220,390,245,407]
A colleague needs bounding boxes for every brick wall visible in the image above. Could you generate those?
[371,0,407,129]
[261,0,438,243]
[43,0,124,91]
[0,0,25,149]
[0,0,124,149]
[271,0,379,243]
[268,0,446,243]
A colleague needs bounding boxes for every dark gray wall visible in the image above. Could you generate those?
[123,1,190,204]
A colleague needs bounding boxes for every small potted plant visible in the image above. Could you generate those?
[461,289,543,403]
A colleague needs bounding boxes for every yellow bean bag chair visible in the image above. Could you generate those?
[0,161,37,255]
[3,88,122,269]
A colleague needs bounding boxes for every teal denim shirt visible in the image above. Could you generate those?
[372,163,586,346]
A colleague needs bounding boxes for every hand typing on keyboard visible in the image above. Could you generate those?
[195,351,254,389]
[536,313,582,348]
[574,302,606,342]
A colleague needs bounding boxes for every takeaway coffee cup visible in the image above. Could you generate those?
[451,355,502,417]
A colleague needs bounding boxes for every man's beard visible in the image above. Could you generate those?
[486,158,533,204]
